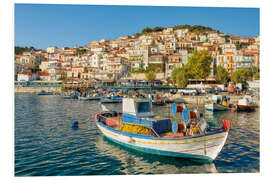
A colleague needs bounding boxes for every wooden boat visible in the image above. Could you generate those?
[204,95,230,112]
[37,90,54,95]
[94,98,230,162]
[95,135,218,173]
[233,96,257,111]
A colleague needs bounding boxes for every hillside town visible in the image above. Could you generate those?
[14,26,260,87]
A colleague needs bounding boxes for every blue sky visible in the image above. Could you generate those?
[14,4,259,50]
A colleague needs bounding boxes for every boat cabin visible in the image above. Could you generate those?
[122,98,171,134]
[122,98,154,118]
[238,96,254,106]
[210,95,229,104]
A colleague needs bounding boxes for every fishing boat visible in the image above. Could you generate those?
[152,97,166,106]
[95,135,218,173]
[204,95,230,112]
[78,93,103,100]
[94,98,230,162]
[62,92,78,99]
[233,96,257,111]
[37,90,54,95]
[100,95,123,103]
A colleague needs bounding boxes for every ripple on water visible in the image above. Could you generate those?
[15,94,260,175]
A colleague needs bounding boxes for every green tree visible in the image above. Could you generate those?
[171,67,189,87]
[231,70,243,83]
[171,67,180,85]
[231,68,253,84]
[146,64,163,73]
[135,33,141,38]
[15,46,36,55]
[254,67,260,80]
[175,68,189,88]
[142,27,153,34]
[76,48,86,55]
[153,27,164,32]
[145,71,156,85]
[185,50,213,79]
[215,65,229,84]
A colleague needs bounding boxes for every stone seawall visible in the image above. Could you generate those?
[15,87,62,93]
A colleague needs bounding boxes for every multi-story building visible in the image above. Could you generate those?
[46,46,58,53]
[166,53,183,78]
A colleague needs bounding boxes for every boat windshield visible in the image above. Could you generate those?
[137,102,151,113]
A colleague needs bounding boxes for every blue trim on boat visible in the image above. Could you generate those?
[96,121,225,141]
[104,134,213,162]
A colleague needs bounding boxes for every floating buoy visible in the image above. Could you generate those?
[72,121,79,128]
[172,121,178,134]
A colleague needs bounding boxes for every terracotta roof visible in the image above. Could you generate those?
[39,72,50,76]
[169,53,182,57]
[231,37,250,40]
[72,66,84,68]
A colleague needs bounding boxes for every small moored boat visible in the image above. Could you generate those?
[205,95,230,112]
[37,90,54,95]
[100,95,123,103]
[94,98,230,162]
[152,97,166,106]
[78,93,103,100]
[233,96,257,111]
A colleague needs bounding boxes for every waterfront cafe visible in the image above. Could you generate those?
[15,80,63,87]
[117,79,163,87]
[63,79,100,89]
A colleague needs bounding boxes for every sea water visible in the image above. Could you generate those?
[15,94,259,175]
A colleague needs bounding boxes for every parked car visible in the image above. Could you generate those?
[204,87,215,94]
[214,86,223,93]
[170,89,178,95]
[178,88,199,96]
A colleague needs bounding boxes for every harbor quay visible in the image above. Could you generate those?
[15,86,61,93]
[14,85,259,107]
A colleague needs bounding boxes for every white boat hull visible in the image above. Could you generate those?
[96,122,228,162]
[78,96,101,100]
[205,103,227,111]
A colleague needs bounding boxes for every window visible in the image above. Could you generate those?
[137,102,151,113]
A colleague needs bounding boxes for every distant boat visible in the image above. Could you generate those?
[62,92,78,99]
[78,93,103,100]
[37,90,54,95]
[233,96,257,111]
[100,95,123,103]
[94,98,230,162]
[205,95,230,112]
[151,96,166,106]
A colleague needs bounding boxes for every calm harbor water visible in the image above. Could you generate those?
[15,94,259,176]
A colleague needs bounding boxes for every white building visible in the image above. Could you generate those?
[46,46,58,53]
[17,73,38,81]
[175,29,189,38]
[91,53,101,68]
[219,43,237,54]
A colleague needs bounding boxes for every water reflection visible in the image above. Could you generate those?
[95,136,218,174]
[15,94,259,175]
